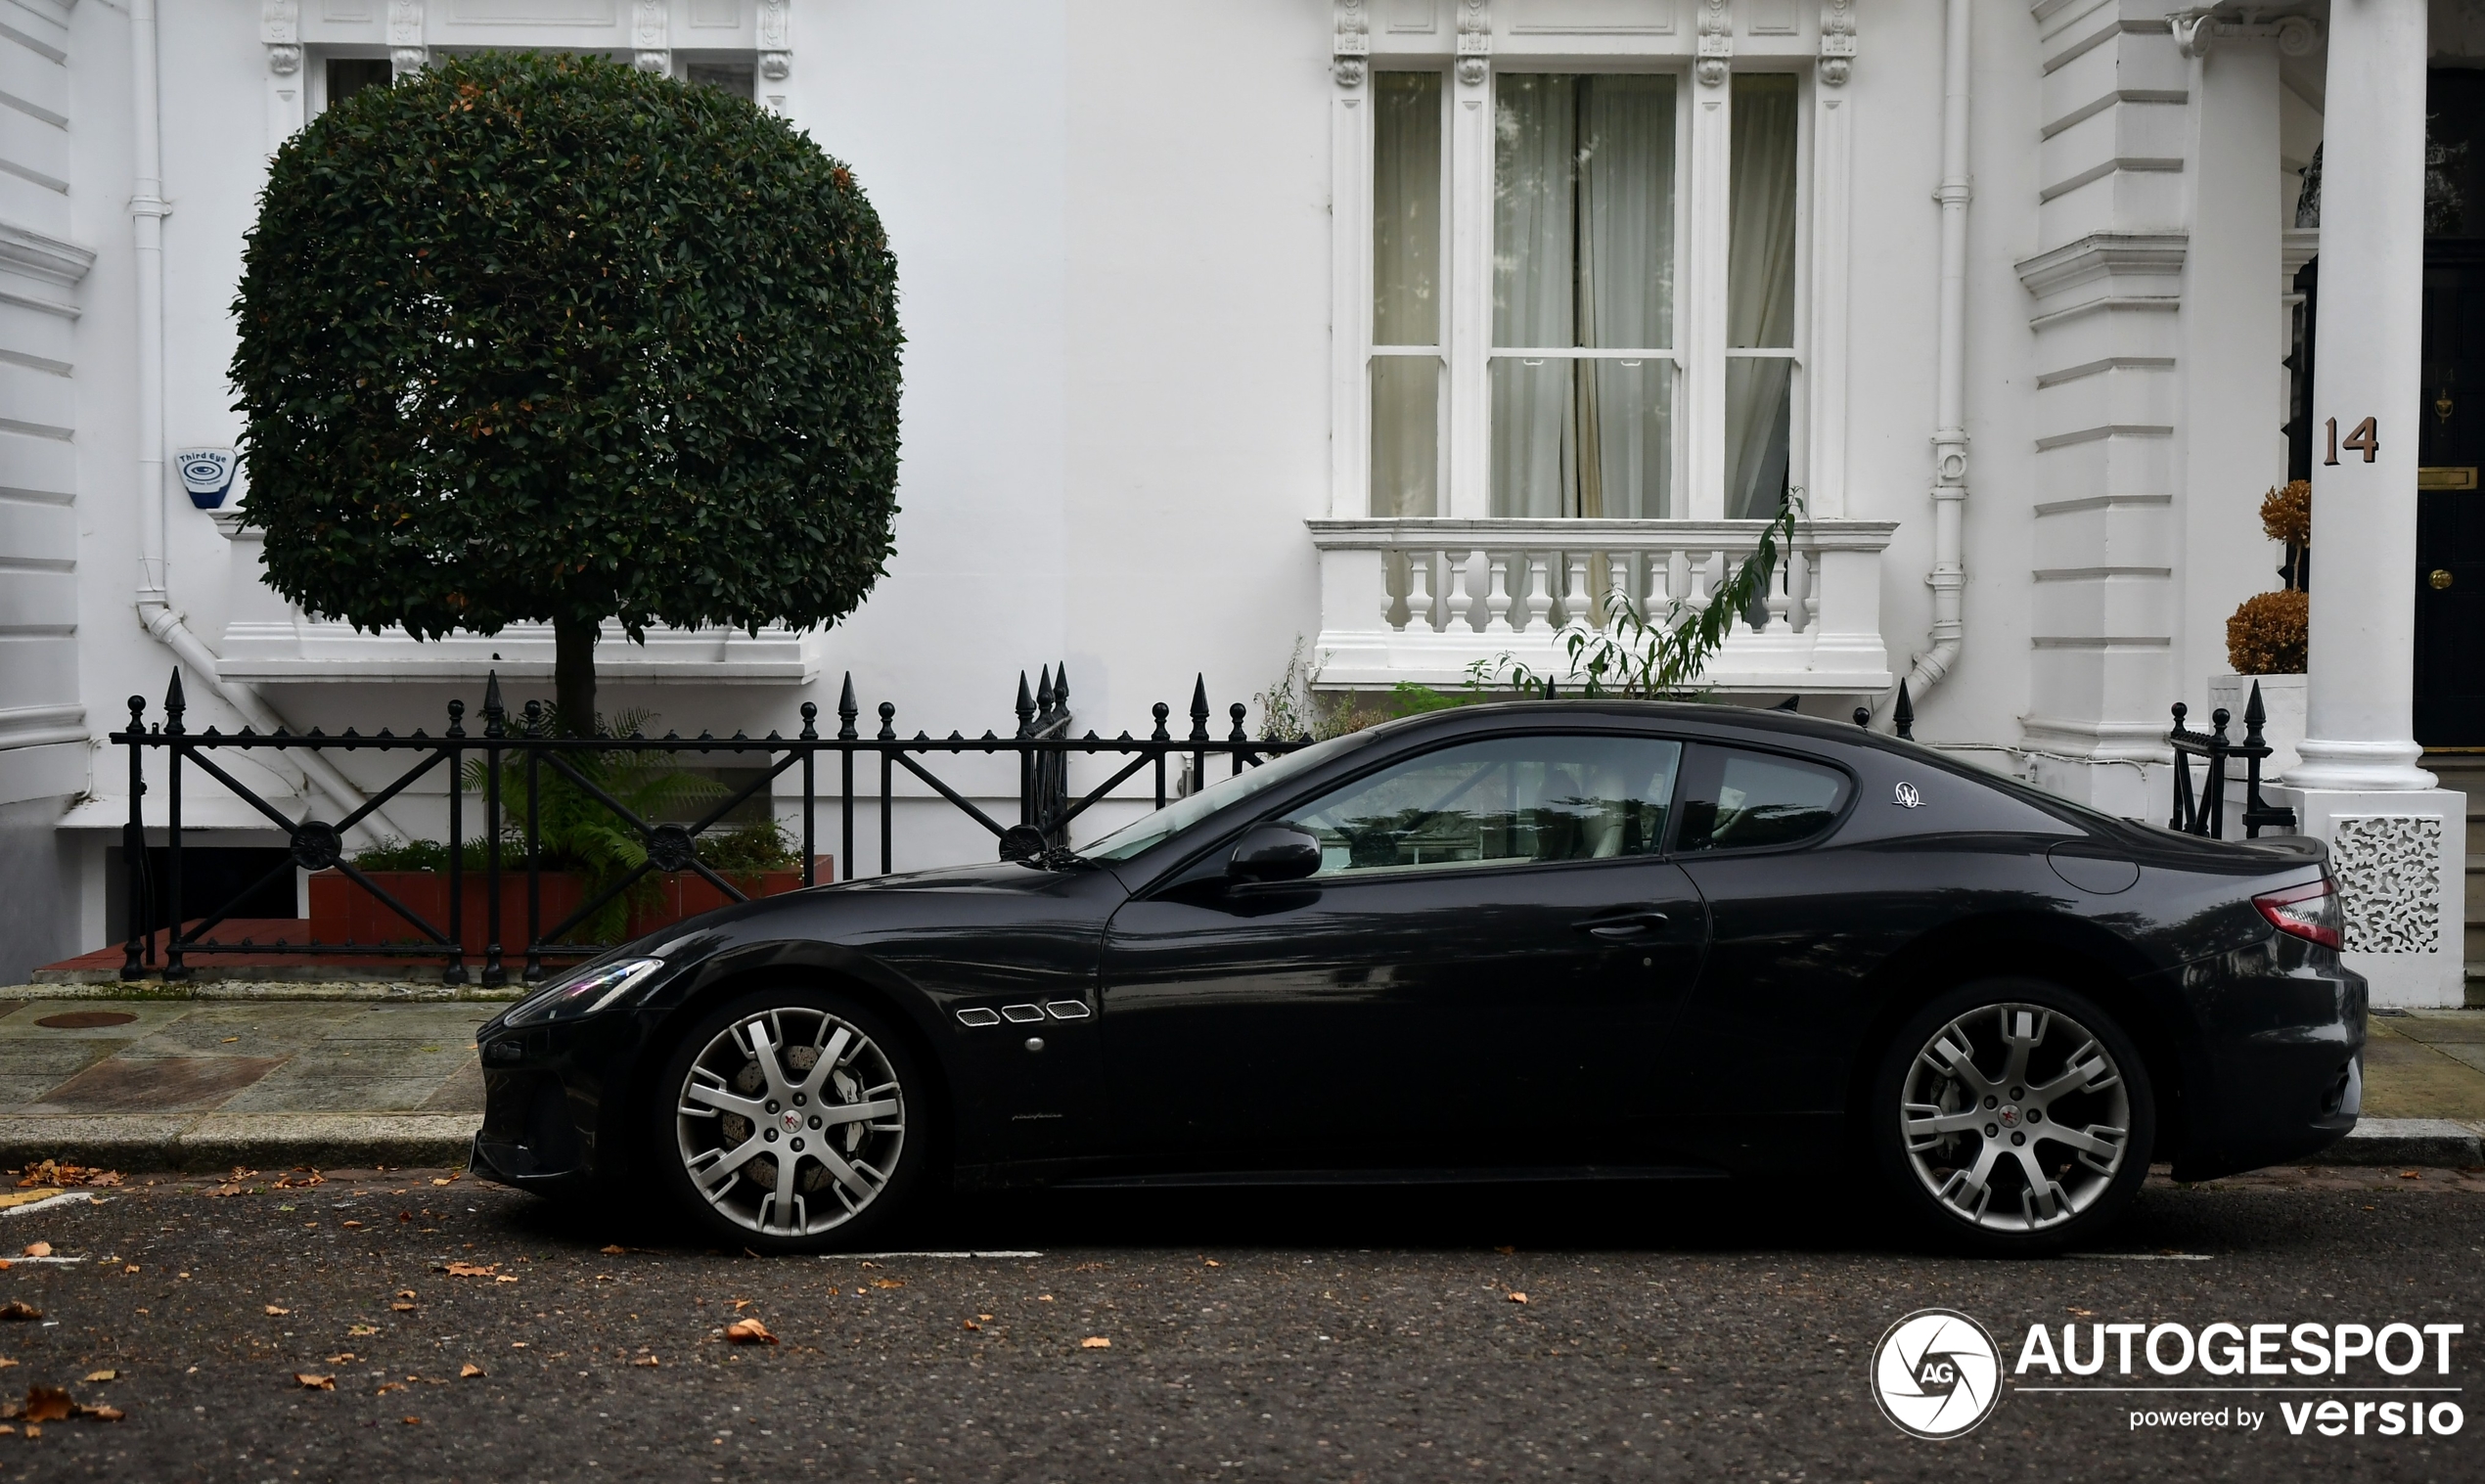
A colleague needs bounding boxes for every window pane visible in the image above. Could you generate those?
[1675,746,1849,852]
[1494,75,1675,349]
[1371,355,1440,517]
[1285,735,1684,877]
[1724,357,1790,518]
[1375,72,1443,346]
[1490,357,1674,517]
[1729,74,1798,349]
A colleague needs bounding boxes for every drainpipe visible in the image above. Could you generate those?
[126,0,401,842]
[1904,0,1973,705]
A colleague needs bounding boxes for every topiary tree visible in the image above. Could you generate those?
[231,52,902,732]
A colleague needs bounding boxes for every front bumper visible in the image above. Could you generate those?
[469,1012,649,1195]
[2164,952,2367,1182]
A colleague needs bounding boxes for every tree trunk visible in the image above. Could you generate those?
[553,614,600,737]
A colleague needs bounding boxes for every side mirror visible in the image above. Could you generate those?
[1227,823,1323,884]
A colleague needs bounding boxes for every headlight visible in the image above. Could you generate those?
[501,958,666,1026]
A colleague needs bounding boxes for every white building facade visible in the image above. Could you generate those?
[0,0,2471,1005]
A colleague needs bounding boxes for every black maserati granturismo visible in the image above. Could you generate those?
[469,700,2363,1254]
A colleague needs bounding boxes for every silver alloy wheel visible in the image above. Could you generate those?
[1898,1002,2132,1233]
[674,1008,906,1237]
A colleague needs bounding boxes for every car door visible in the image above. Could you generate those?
[1098,730,1707,1169]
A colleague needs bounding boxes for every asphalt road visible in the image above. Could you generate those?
[0,1165,2472,1482]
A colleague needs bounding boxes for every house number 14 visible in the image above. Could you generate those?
[2325,416,2379,465]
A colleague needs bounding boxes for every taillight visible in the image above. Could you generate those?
[2254,877,2342,950]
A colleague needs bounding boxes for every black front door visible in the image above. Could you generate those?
[1098,731,1707,1169]
[2416,243,2485,744]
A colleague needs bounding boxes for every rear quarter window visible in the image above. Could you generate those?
[1673,745,1853,852]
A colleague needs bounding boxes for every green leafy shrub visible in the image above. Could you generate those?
[232,52,903,733]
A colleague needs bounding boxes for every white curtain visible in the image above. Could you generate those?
[1372,72,1444,517]
[1725,74,1798,519]
[1491,75,1676,519]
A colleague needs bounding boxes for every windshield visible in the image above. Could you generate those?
[1081,732,1375,862]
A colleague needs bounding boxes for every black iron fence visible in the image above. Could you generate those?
[113,666,1305,986]
[2165,681,2296,839]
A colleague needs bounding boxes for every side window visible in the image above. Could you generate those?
[1281,735,1682,877]
[1675,745,1850,852]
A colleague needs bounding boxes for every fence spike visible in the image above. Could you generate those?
[1054,663,1071,714]
[483,672,507,738]
[838,673,860,741]
[163,668,187,733]
[1016,672,1035,737]
[800,701,819,742]
[1543,678,1558,699]
[1036,665,1056,719]
[1893,679,1915,741]
[2243,680,2268,737]
[1189,675,1210,742]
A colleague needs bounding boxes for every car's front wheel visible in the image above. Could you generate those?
[653,987,930,1253]
[1869,978,2155,1254]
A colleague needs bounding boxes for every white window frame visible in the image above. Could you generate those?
[1332,48,1833,523]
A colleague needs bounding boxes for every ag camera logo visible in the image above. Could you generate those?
[1872,1308,2004,1440]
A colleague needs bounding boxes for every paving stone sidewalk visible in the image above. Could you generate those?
[0,989,2478,1171]
[0,992,494,1171]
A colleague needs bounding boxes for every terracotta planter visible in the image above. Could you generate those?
[308,857,831,956]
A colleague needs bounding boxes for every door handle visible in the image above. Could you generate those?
[1573,909,1672,940]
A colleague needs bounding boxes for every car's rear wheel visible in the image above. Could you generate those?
[1869,978,2155,1254]
[653,986,930,1253]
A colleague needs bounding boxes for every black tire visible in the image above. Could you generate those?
[650,984,936,1254]
[1868,977,2155,1256]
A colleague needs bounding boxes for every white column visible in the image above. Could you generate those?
[2272,0,2463,1009]
[2293,0,2430,791]
[262,1,304,151]
[758,0,791,114]
[1330,11,1373,517]
[1683,42,1731,520]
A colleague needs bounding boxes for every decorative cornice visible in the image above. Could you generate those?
[1333,0,1369,87]
[1820,0,1855,86]
[757,0,790,81]
[262,0,299,75]
[388,0,426,75]
[0,219,97,287]
[1456,0,1490,86]
[2170,6,2319,60]
[633,0,667,73]
[1694,0,1733,86]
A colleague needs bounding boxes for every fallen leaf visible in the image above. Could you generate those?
[1203,1259,1221,1268]
[962,1320,981,1331]
[872,1279,905,1289]
[2066,1307,2096,1318]
[81,1371,115,1383]
[510,1341,526,1349]
[324,1354,358,1364]
[0,1303,41,1322]
[1036,1294,1055,1303]
[0,1423,13,1434]
[375,1382,406,1395]
[264,1305,290,1317]
[439,1262,498,1278]
[81,1405,124,1422]
[23,1387,68,1423]
[0,1359,16,1369]
[430,1178,452,1187]
[976,1314,993,1322]
[724,1318,777,1346]
[396,1290,416,1300]
[632,1356,659,1368]
[600,1244,627,1256]
[122,1265,138,1275]
[346,1325,379,1336]
[294,1374,335,1392]
[390,1303,416,1313]
[1507,1292,1529,1304]
[2401,1170,2423,1180]
[732,1299,755,1312]
[221,1037,239,1044]
[342,1221,363,1229]
[20,1243,49,1259]
[1079,1336,1112,1349]
[21,1423,35,1438]
[494,1275,520,1284]
[459,1364,483,1378]
[402,1416,422,1425]
[1495,1245,1516,1255]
